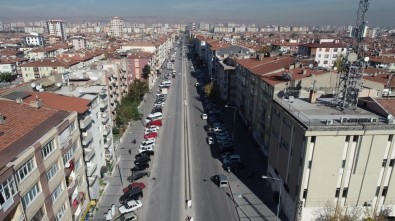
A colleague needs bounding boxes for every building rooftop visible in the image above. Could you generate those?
[0,99,69,169]
[273,96,389,130]
[23,92,91,114]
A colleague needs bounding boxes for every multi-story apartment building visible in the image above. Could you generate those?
[70,36,87,50]
[47,20,67,41]
[127,51,152,83]
[0,98,89,221]
[19,58,79,82]
[298,39,347,69]
[267,94,395,220]
[24,33,45,47]
[109,17,123,37]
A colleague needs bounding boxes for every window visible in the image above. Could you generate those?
[0,176,18,211]
[42,140,55,159]
[16,158,36,183]
[332,54,337,58]
[51,184,63,203]
[308,161,312,169]
[382,186,388,197]
[22,183,40,208]
[342,160,346,168]
[342,188,348,198]
[389,135,393,142]
[69,120,77,133]
[334,48,338,52]
[353,136,359,142]
[311,136,316,143]
[63,148,73,166]
[323,60,328,64]
[335,188,340,197]
[46,162,59,182]
[376,187,380,196]
[324,54,329,58]
[382,159,387,167]
[31,206,45,221]
[318,54,322,58]
[346,136,350,142]
[55,203,67,221]
[390,159,395,167]
[303,189,307,199]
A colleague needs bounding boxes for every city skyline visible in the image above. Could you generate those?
[0,0,394,27]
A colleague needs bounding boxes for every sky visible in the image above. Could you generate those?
[0,0,394,27]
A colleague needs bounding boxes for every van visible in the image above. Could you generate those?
[211,174,229,188]
[144,112,163,124]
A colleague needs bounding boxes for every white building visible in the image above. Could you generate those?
[298,39,347,69]
[109,17,123,37]
[24,33,45,46]
[70,36,87,50]
[47,20,67,40]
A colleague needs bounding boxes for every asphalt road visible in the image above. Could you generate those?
[138,43,185,221]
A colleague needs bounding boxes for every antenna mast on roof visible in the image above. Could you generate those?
[331,0,370,110]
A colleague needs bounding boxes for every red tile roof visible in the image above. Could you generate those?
[127,51,153,59]
[376,99,395,116]
[23,92,91,114]
[369,56,395,63]
[19,58,79,68]
[261,68,332,86]
[236,56,295,76]
[0,99,57,154]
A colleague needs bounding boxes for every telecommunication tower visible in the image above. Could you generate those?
[331,0,370,110]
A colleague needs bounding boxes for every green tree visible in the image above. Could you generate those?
[142,64,151,79]
[0,72,14,85]
[257,46,272,54]
[334,55,344,72]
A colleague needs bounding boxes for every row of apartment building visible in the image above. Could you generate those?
[194,35,395,220]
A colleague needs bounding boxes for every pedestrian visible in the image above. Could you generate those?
[132,139,136,144]
[128,148,131,155]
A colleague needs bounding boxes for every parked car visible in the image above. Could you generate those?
[134,151,154,159]
[122,182,146,193]
[207,136,215,145]
[211,174,229,188]
[138,146,154,153]
[131,162,149,172]
[119,187,143,204]
[146,120,162,127]
[220,152,235,161]
[223,155,241,164]
[139,139,156,149]
[134,155,151,165]
[222,161,245,172]
[204,125,212,132]
[118,200,143,214]
[145,125,160,131]
[151,107,163,113]
[127,171,149,182]
[144,132,158,139]
[144,127,159,135]
[219,141,233,148]
[201,113,208,120]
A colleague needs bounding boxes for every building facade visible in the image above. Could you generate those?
[47,20,67,41]
[109,17,123,37]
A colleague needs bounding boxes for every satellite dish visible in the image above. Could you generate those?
[388,114,394,120]
[36,85,42,90]
[347,53,358,62]
[308,64,313,69]
[56,83,61,87]
[31,83,36,88]
[364,57,370,62]
[79,89,84,94]
[65,162,70,168]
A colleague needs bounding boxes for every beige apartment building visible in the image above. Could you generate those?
[0,98,89,221]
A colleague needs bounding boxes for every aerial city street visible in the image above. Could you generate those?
[1,0,395,221]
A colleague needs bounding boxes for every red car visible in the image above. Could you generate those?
[146,120,162,127]
[122,182,146,193]
[144,132,158,139]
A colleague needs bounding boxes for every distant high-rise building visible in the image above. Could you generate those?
[46,20,67,41]
[109,17,123,37]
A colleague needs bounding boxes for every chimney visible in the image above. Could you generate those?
[309,90,317,103]
[30,98,43,108]
[15,98,23,104]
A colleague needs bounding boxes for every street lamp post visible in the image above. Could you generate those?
[224,105,236,141]
[262,175,283,221]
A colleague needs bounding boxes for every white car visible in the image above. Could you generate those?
[140,140,156,148]
[118,200,143,214]
[223,155,241,164]
[201,113,208,120]
[138,146,154,153]
[207,136,215,144]
[144,128,159,135]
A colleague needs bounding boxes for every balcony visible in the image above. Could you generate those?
[67,176,77,196]
[104,137,112,149]
[88,176,98,186]
[79,115,92,129]
[101,113,109,124]
[81,132,93,146]
[86,163,97,177]
[100,100,108,110]
[84,148,95,161]
[103,126,111,136]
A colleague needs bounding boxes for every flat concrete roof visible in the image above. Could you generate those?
[274,96,387,129]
